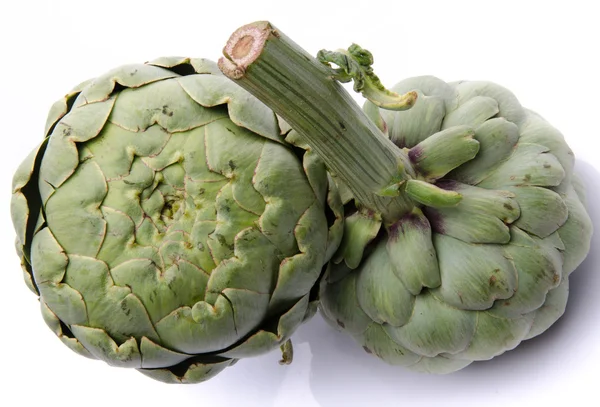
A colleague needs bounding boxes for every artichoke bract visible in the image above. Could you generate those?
[219,22,593,374]
[11,57,343,383]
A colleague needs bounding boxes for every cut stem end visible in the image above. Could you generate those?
[220,21,273,78]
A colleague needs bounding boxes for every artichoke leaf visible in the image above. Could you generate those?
[31,229,86,326]
[449,118,520,185]
[44,82,91,136]
[407,355,472,374]
[63,255,160,343]
[102,158,155,227]
[408,125,479,180]
[44,160,108,258]
[441,96,499,129]
[556,185,593,275]
[70,325,142,368]
[139,337,192,369]
[332,209,381,269]
[571,173,588,206]
[507,185,568,238]
[358,323,421,366]
[137,358,233,384]
[524,278,570,340]
[205,227,280,305]
[96,207,161,268]
[356,240,414,326]
[477,143,565,189]
[451,80,525,125]
[156,288,269,354]
[40,301,94,359]
[269,201,327,310]
[300,148,329,207]
[319,271,372,336]
[384,292,477,357]
[447,312,534,361]
[404,179,462,208]
[385,93,447,148]
[203,119,266,215]
[86,122,171,180]
[220,294,310,359]
[112,258,209,324]
[424,181,520,244]
[178,73,282,143]
[30,227,69,286]
[489,227,563,318]
[11,191,30,251]
[519,109,575,184]
[386,207,441,295]
[253,141,317,257]
[39,98,115,202]
[378,75,457,148]
[324,175,345,262]
[148,57,221,75]
[430,234,517,310]
[206,182,258,263]
[74,63,180,107]
[108,79,227,133]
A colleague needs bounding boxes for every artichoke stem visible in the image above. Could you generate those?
[219,21,415,220]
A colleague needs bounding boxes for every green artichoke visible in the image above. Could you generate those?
[320,76,593,373]
[11,57,343,383]
[217,23,593,374]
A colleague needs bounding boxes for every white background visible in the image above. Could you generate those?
[1,1,598,406]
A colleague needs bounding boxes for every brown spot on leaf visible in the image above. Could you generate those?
[337,320,345,329]
[489,275,497,286]
[363,346,372,354]
[503,203,514,211]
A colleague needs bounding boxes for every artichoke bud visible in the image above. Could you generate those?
[321,76,593,374]
[11,57,344,384]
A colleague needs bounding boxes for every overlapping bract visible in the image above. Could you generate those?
[320,76,592,373]
[11,58,343,383]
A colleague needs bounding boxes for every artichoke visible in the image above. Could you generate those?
[320,75,593,373]
[218,22,593,374]
[11,57,343,383]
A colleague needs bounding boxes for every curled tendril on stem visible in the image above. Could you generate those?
[317,44,418,111]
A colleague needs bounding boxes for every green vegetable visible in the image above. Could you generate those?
[11,57,343,383]
[220,21,593,373]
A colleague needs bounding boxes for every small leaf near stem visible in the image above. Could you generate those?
[279,340,293,365]
[317,44,417,111]
[405,179,463,208]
